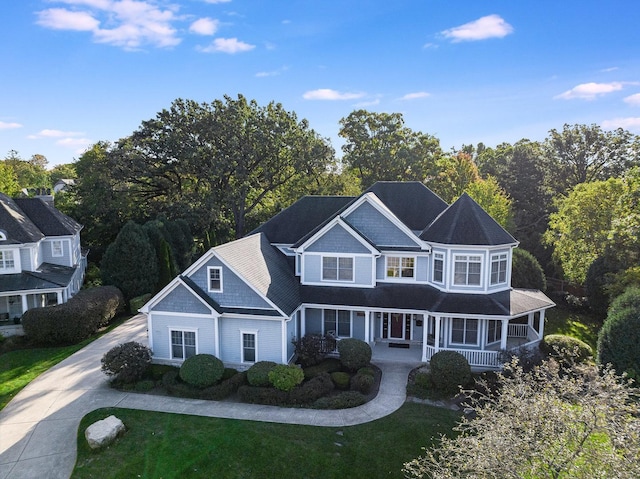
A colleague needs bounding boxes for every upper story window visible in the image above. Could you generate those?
[432,253,444,284]
[386,256,415,279]
[0,250,15,270]
[322,256,354,282]
[51,240,63,257]
[490,253,508,285]
[454,255,482,286]
[208,266,223,292]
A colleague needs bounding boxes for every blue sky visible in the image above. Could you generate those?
[1,1,639,167]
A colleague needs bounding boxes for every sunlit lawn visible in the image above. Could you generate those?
[73,403,460,479]
[544,305,602,351]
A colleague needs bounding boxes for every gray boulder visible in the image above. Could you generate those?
[85,415,125,449]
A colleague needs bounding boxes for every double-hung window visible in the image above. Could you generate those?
[490,253,508,285]
[386,256,415,279]
[433,253,444,284]
[323,309,351,337]
[450,318,479,345]
[0,250,15,270]
[51,240,63,257]
[454,255,482,286]
[242,332,256,363]
[171,330,196,359]
[208,266,222,292]
[322,256,353,282]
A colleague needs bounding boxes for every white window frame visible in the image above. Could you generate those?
[323,309,352,338]
[208,266,223,292]
[487,319,502,344]
[321,255,354,282]
[240,330,258,363]
[0,250,15,270]
[453,255,482,286]
[450,318,479,346]
[432,253,444,284]
[385,255,416,279]
[169,328,198,360]
[51,240,64,257]
[0,231,6,241]
[490,253,508,285]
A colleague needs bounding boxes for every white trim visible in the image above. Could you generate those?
[207,266,223,293]
[449,318,480,347]
[240,329,258,363]
[432,252,445,285]
[384,254,417,281]
[322,308,352,338]
[452,254,483,288]
[140,276,218,315]
[168,327,199,360]
[51,239,64,258]
[0,231,6,241]
[489,252,508,286]
[321,254,355,283]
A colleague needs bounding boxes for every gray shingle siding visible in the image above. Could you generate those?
[345,202,418,247]
[153,284,212,314]
[305,224,371,253]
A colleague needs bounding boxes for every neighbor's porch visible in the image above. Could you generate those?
[0,291,64,325]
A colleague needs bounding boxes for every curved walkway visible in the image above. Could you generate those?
[0,315,421,479]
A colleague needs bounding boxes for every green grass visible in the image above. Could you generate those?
[72,403,460,479]
[544,305,602,351]
[0,316,131,411]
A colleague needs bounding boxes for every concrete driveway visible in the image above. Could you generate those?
[0,314,420,479]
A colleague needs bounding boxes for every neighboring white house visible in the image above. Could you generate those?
[0,194,87,324]
[142,182,554,370]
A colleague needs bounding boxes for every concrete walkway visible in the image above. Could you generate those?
[0,315,421,479]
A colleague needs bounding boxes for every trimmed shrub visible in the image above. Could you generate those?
[293,334,331,367]
[268,364,305,392]
[246,361,278,387]
[288,373,335,405]
[134,380,156,392]
[200,371,247,401]
[147,364,178,381]
[337,338,372,372]
[222,367,239,380]
[237,385,288,405]
[414,369,431,389]
[179,354,224,388]
[357,366,375,377]
[314,391,366,409]
[511,248,547,290]
[101,341,152,384]
[303,358,343,379]
[129,293,152,315]
[429,351,472,395]
[331,371,351,390]
[162,370,196,398]
[351,371,374,394]
[22,285,125,345]
[540,334,593,363]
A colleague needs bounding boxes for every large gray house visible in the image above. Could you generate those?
[0,194,86,324]
[141,182,554,370]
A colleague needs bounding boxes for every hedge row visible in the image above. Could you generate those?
[238,372,335,406]
[22,286,125,345]
[162,369,247,400]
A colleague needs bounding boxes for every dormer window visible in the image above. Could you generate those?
[0,231,6,241]
[0,250,15,269]
[322,256,354,282]
[51,240,63,257]
[386,256,415,279]
[490,253,508,285]
[208,266,223,292]
[454,255,482,286]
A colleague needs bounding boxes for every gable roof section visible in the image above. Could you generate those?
[364,182,448,231]
[294,216,380,254]
[213,233,301,316]
[14,197,82,236]
[250,196,355,244]
[420,193,517,246]
[0,194,44,244]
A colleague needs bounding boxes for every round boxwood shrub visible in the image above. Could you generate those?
[246,361,278,387]
[179,354,224,388]
[268,364,305,392]
[101,341,152,384]
[429,350,471,395]
[540,334,593,363]
[351,371,374,394]
[331,371,351,390]
[337,338,372,372]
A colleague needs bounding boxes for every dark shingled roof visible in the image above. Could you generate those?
[364,181,448,231]
[300,284,554,318]
[214,233,301,316]
[0,194,44,244]
[250,196,355,244]
[420,193,517,246]
[0,263,77,293]
[14,197,82,236]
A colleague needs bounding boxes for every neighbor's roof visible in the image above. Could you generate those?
[420,193,517,246]
[0,263,77,293]
[14,197,82,237]
[0,194,45,244]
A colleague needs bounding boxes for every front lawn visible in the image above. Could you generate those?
[73,403,460,479]
[544,304,602,351]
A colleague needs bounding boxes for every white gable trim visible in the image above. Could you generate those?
[341,192,430,251]
[139,276,218,315]
[294,217,380,255]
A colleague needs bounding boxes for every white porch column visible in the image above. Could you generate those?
[527,312,535,328]
[364,311,370,343]
[300,308,306,337]
[21,295,28,315]
[213,315,220,358]
[434,316,441,353]
[421,314,429,362]
[500,319,509,350]
[538,310,546,338]
[57,291,63,304]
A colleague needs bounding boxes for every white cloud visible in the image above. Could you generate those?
[28,129,84,139]
[198,37,255,53]
[303,89,366,100]
[400,92,431,100]
[601,117,640,132]
[624,93,640,106]
[56,138,93,148]
[442,14,513,42]
[189,18,219,36]
[0,121,23,130]
[554,82,624,100]
[36,8,100,31]
[204,0,231,3]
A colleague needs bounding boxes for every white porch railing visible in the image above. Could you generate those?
[507,323,528,338]
[424,345,502,369]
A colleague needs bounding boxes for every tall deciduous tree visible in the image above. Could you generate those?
[339,110,442,188]
[463,176,513,230]
[428,152,480,203]
[0,162,20,196]
[2,150,50,191]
